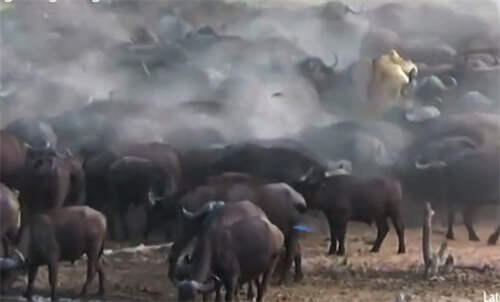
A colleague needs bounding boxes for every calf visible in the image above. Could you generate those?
[0,206,107,301]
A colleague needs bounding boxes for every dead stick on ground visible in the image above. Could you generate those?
[103,243,173,256]
[423,202,434,277]
[422,202,454,279]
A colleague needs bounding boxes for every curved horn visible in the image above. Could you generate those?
[331,53,339,69]
[324,159,352,177]
[23,142,33,150]
[414,158,447,170]
[181,201,220,220]
[192,279,215,293]
[299,166,315,182]
[0,250,25,271]
[442,75,458,90]
[182,207,196,220]
[346,4,361,14]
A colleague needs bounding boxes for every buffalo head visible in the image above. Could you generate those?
[0,249,25,272]
[181,201,226,221]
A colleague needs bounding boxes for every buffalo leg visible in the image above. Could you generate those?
[246,281,255,301]
[278,234,296,284]
[293,240,303,282]
[258,257,278,302]
[371,218,389,253]
[224,275,238,302]
[80,252,98,296]
[213,282,223,302]
[108,209,119,241]
[488,225,500,245]
[48,261,58,301]
[2,237,9,257]
[389,210,406,254]
[97,259,105,296]
[24,265,39,300]
[333,221,347,256]
[326,217,338,255]
[463,206,480,241]
[120,206,130,241]
[446,202,456,240]
[143,208,155,242]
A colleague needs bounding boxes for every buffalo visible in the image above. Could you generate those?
[5,118,57,151]
[168,180,307,283]
[108,156,172,240]
[295,162,406,255]
[20,150,86,219]
[174,207,283,302]
[170,200,267,300]
[0,206,107,300]
[84,142,183,240]
[209,142,329,185]
[412,148,500,243]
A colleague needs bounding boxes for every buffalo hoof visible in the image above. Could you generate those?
[469,234,480,242]
[336,250,346,256]
[487,233,499,245]
[397,247,406,254]
[446,232,455,240]
[294,272,304,283]
[370,247,380,253]
[23,292,33,301]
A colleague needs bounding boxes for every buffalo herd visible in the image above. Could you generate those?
[0,0,499,301]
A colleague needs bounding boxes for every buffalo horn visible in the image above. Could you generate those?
[415,158,447,170]
[442,75,458,90]
[192,280,215,293]
[331,53,339,69]
[182,201,219,220]
[324,160,352,177]
[346,4,361,14]
[182,207,196,220]
[299,167,315,182]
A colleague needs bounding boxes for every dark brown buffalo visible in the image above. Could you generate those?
[209,142,329,185]
[175,214,283,302]
[0,130,27,188]
[169,181,307,284]
[169,200,266,295]
[296,165,405,255]
[83,150,119,212]
[86,142,183,207]
[0,206,106,301]
[20,151,86,219]
[107,155,173,240]
[413,148,500,244]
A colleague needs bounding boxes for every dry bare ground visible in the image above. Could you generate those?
[2,221,500,302]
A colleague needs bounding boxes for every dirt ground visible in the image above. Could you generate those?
[2,220,500,302]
